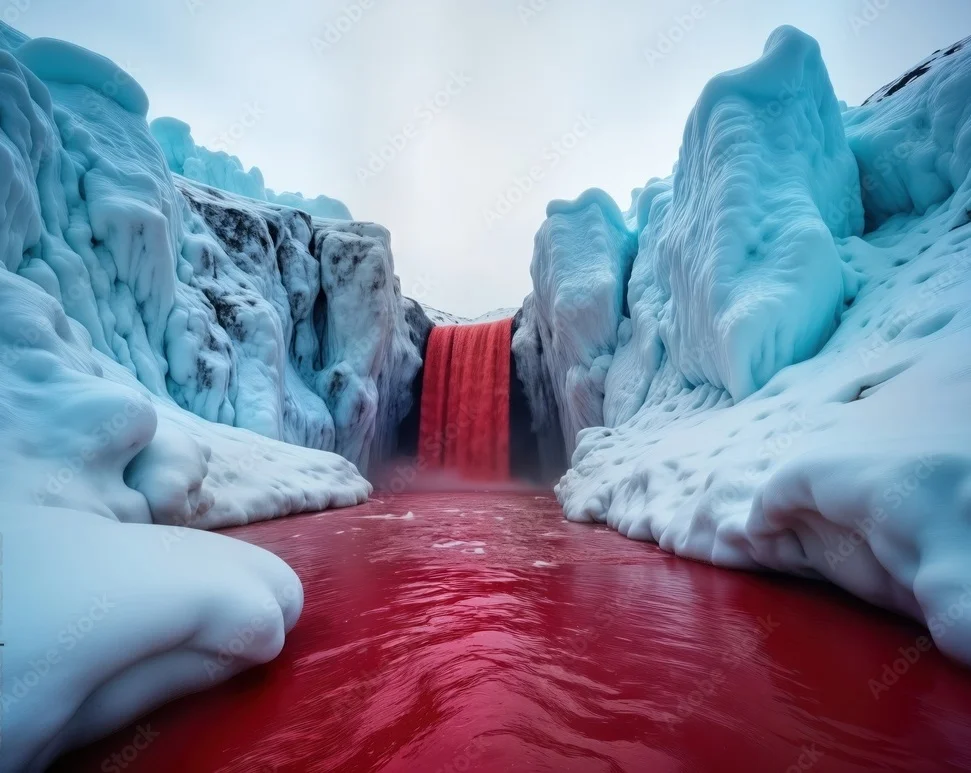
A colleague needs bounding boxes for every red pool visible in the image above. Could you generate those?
[54,492,971,772]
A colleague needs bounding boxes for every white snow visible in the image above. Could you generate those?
[421,304,519,326]
[520,28,971,665]
[1,506,303,772]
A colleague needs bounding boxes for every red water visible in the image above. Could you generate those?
[56,492,971,772]
[417,319,513,481]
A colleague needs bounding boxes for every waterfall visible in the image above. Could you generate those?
[418,319,514,481]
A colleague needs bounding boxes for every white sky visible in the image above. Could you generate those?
[12,0,971,315]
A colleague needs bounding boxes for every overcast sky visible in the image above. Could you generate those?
[12,1,971,315]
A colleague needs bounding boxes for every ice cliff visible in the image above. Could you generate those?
[0,21,425,770]
[516,28,971,665]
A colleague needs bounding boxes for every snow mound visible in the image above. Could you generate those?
[421,304,519,326]
[1,506,303,772]
[514,27,971,664]
[151,116,352,220]
[641,26,861,402]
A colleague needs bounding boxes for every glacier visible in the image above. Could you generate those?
[513,28,971,665]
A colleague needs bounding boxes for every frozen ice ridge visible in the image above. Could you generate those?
[150,116,354,221]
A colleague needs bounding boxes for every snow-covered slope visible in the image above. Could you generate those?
[421,303,520,326]
[0,21,425,769]
[519,28,971,664]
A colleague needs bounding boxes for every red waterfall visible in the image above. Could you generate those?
[418,318,514,481]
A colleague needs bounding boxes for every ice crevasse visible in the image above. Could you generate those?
[514,27,971,664]
[0,21,430,771]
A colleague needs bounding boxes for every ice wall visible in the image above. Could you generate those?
[0,20,422,767]
[512,188,636,461]
[520,28,971,664]
[0,23,421,480]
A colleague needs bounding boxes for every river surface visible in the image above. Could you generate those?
[55,492,971,772]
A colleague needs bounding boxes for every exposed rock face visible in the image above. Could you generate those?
[177,180,424,474]
[510,299,569,482]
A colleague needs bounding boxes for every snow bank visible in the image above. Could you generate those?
[844,38,971,230]
[518,27,971,664]
[151,116,353,220]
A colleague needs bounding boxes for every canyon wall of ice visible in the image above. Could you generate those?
[0,21,425,495]
[517,28,971,664]
[0,21,426,769]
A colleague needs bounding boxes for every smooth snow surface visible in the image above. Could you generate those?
[1,506,303,772]
[514,28,971,664]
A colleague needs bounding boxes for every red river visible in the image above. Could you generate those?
[55,491,971,772]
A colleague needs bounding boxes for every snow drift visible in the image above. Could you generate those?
[516,28,971,664]
[0,20,426,770]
